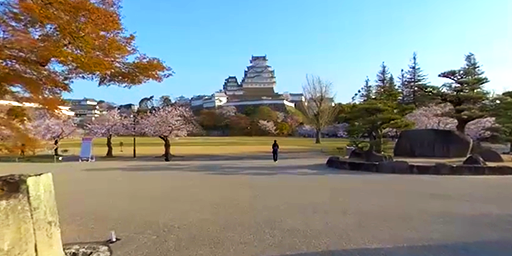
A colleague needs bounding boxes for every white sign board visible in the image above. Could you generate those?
[79,137,94,162]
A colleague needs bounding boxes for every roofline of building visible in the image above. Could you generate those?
[0,100,75,116]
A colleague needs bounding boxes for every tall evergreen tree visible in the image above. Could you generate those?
[398,69,408,103]
[388,74,396,88]
[352,76,374,102]
[375,62,390,88]
[404,52,430,107]
[344,63,412,153]
[374,62,400,102]
[438,53,490,133]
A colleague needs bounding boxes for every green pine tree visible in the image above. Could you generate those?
[345,63,412,153]
[403,52,431,106]
[352,76,374,102]
[398,69,408,103]
[438,53,490,133]
[388,74,396,87]
[487,91,512,152]
[374,62,400,102]
[375,62,390,88]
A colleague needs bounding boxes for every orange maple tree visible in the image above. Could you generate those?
[0,0,172,151]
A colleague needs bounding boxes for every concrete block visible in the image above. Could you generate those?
[0,173,64,256]
[27,173,64,256]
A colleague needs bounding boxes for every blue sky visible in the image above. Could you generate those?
[65,0,511,104]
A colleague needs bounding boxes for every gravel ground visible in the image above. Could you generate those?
[2,152,512,256]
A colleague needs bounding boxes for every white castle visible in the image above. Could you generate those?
[190,55,305,112]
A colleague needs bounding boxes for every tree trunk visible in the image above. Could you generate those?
[160,136,171,162]
[375,130,383,153]
[456,120,469,134]
[367,130,384,153]
[367,131,376,152]
[315,129,321,144]
[105,135,114,157]
[20,144,25,157]
[54,139,59,156]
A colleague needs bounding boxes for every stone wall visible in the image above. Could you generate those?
[0,173,64,256]
[326,156,512,175]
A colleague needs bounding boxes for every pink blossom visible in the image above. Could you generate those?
[297,125,316,137]
[217,106,237,117]
[283,115,301,128]
[27,110,76,141]
[24,109,76,156]
[138,105,196,138]
[258,120,277,135]
[406,104,495,140]
[85,109,130,137]
[405,104,456,130]
[322,124,347,137]
[276,112,285,122]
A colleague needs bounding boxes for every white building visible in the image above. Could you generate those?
[240,55,276,88]
[0,100,75,116]
[190,55,304,112]
[65,98,104,125]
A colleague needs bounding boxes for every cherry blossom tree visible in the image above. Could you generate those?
[283,114,301,134]
[217,106,237,117]
[227,114,251,136]
[28,110,76,156]
[276,112,285,122]
[0,127,14,153]
[297,125,316,137]
[85,109,130,157]
[406,104,495,140]
[258,120,277,135]
[322,124,347,137]
[139,105,196,161]
[405,104,456,130]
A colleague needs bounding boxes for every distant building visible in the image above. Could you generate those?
[65,98,103,125]
[222,76,240,91]
[240,55,276,88]
[190,55,307,112]
[0,100,74,116]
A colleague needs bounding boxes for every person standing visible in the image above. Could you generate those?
[272,140,279,162]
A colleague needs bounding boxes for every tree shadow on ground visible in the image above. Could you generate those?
[274,239,512,256]
[83,162,375,176]
[63,151,323,163]
[168,151,324,162]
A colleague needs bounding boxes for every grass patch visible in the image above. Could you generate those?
[1,137,399,159]
[53,136,350,157]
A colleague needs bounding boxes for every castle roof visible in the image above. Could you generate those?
[250,55,268,62]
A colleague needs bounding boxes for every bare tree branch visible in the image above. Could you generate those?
[302,74,336,143]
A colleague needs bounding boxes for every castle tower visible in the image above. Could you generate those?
[240,55,276,89]
[223,76,240,91]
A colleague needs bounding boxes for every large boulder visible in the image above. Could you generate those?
[348,149,365,160]
[475,148,504,162]
[394,129,472,158]
[463,154,487,166]
[326,156,341,168]
[378,161,410,174]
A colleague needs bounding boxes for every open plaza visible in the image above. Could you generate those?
[2,137,512,256]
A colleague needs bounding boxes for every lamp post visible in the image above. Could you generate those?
[131,105,138,158]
